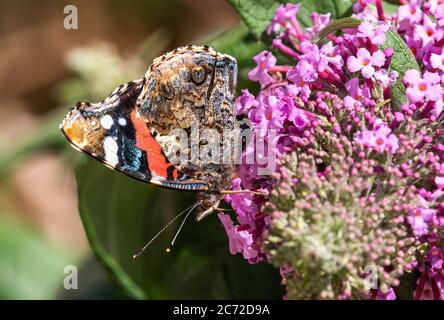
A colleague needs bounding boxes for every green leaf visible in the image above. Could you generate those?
[75,157,284,299]
[380,29,420,109]
[394,269,418,300]
[227,0,280,39]
[207,23,264,94]
[227,0,355,39]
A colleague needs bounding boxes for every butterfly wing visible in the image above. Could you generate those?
[60,79,209,191]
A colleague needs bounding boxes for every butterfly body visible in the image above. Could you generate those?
[61,45,241,218]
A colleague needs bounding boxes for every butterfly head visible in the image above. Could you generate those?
[211,51,238,98]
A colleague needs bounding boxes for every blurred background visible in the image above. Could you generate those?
[0,0,244,299]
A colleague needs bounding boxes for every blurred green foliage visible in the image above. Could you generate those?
[0,216,77,299]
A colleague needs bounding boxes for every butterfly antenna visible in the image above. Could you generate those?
[169,201,199,248]
[132,201,201,259]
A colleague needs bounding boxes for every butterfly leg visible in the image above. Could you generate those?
[195,190,263,221]
[196,199,220,221]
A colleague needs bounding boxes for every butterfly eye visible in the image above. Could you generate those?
[161,82,175,100]
[191,67,206,84]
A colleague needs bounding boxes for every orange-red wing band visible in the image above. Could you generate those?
[130,110,179,180]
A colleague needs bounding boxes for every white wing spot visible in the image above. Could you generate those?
[118,117,127,126]
[100,115,114,129]
[103,136,119,166]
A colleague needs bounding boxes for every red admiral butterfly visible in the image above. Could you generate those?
[61,45,254,228]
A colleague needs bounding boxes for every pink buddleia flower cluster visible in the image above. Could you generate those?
[219,0,444,299]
